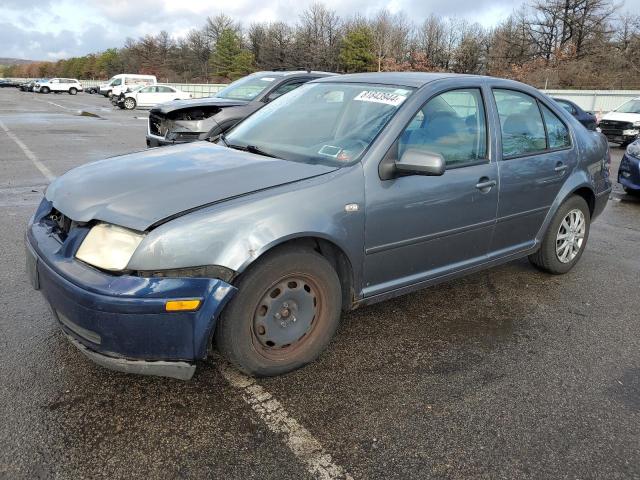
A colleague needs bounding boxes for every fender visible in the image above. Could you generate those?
[127,164,366,291]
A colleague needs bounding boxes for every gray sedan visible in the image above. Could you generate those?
[27,72,611,379]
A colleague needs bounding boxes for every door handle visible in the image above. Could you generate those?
[476,178,496,191]
[554,163,568,173]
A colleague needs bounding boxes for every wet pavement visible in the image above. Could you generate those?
[0,88,638,479]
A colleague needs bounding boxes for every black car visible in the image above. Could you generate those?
[146,70,336,147]
[552,97,597,130]
[0,79,21,88]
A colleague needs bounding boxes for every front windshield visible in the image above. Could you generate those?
[615,99,640,114]
[215,74,279,101]
[224,82,414,166]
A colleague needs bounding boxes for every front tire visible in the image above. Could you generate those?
[123,97,136,110]
[69,87,77,95]
[216,247,342,376]
[529,195,590,274]
[41,87,50,94]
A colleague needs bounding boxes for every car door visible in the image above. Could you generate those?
[363,86,499,297]
[157,86,176,103]
[136,86,156,106]
[489,88,576,254]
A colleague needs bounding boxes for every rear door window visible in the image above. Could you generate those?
[541,104,571,149]
[493,89,546,158]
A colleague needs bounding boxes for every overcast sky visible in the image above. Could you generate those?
[1,0,638,61]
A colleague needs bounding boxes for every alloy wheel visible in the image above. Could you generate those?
[556,208,586,263]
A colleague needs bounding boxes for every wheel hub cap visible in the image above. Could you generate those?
[253,279,317,349]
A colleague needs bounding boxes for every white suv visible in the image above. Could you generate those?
[35,78,83,95]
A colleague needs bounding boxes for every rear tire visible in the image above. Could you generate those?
[69,87,77,95]
[529,195,590,274]
[216,247,342,376]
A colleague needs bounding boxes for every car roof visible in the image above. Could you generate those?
[250,70,336,78]
[311,72,537,89]
[311,72,481,87]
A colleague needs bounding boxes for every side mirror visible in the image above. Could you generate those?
[395,149,446,176]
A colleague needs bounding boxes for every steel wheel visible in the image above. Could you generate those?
[216,247,342,376]
[556,208,586,263]
[252,275,322,361]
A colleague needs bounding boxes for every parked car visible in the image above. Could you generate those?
[34,78,83,95]
[552,97,597,130]
[114,85,191,110]
[99,74,157,98]
[85,85,99,94]
[25,79,48,91]
[26,73,611,380]
[146,70,335,147]
[0,79,20,88]
[598,97,640,145]
[19,80,37,91]
[618,139,640,194]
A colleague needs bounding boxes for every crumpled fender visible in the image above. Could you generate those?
[127,164,366,290]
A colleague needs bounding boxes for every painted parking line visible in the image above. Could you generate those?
[47,100,75,111]
[219,363,354,480]
[0,119,55,181]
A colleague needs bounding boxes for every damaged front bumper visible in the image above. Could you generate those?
[26,200,237,380]
[146,111,219,147]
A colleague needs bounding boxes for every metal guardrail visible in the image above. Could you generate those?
[6,77,640,108]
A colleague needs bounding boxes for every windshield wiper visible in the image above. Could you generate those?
[214,132,229,146]
[226,142,280,159]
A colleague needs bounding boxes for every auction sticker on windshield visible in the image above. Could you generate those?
[354,90,407,106]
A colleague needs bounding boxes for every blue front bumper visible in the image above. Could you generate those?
[26,200,237,380]
[618,153,640,191]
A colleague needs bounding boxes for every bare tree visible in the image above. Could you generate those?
[371,9,412,71]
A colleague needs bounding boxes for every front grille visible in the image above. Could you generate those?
[600,120,633,136]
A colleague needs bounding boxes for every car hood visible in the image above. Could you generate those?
[151,97,249,115]
[601,111,640,123]
[46,142,338,231]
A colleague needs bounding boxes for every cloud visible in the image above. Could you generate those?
[2,0,639,60]
[0,20,117,60]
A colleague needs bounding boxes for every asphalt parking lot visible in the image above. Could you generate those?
[1,88,639,480]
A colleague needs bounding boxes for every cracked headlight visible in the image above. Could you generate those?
[76,223,145,271]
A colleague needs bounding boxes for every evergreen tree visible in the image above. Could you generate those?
[210,29,242,79]
[339,27,375,72]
